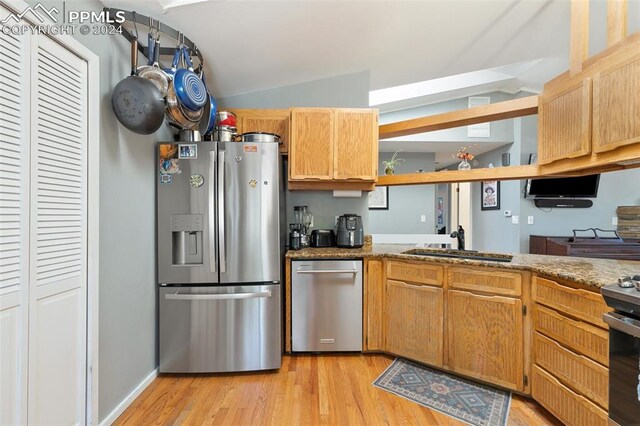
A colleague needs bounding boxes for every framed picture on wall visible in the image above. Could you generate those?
[481,181,500,210]
[368,186,389,210]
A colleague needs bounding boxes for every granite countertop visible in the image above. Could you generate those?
[287,243,640,290]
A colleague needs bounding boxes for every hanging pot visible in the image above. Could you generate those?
[111,39,165,135]
[173,47,207,112]
[197,71,217,135]
[138,36,169,96]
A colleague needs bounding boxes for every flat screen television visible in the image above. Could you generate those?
[525,174,600,199]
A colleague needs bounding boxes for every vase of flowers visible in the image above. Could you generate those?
[382,150,405,175]
[454,147,474,170]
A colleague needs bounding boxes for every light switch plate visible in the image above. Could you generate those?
[612,217,619,226]
[527,216,534,225]
[512,215,519,224]
[420,215,426,223]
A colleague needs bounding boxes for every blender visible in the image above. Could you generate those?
[293,206,313,248]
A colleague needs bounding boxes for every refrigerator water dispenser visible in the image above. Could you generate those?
[171,214,203,265]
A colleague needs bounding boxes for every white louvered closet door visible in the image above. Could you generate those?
[0,5,30,425]
[28,34,88,425]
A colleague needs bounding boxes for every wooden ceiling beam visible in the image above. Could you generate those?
[378,95,539,140]
[607,0,628,47]
[570,0,590,76]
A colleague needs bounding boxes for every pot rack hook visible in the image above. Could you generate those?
[131,11,139,39]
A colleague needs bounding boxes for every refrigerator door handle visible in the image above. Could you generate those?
[208,150,217,273]
[165,290,272,301]
[218,150,226,273]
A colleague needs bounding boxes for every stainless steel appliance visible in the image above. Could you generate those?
[601,276,640,425]
[291,260,362,352]
[336,214,364,248]
[157,141,282,373]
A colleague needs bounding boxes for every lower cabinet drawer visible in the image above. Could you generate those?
[534,304,609,366]
[386,261,443,286]
[532,365,608,426]
[533,332,608,409]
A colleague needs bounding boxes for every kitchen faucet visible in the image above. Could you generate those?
[450,225,465,251]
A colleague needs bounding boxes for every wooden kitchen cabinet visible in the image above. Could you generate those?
[592,57,640,154]
[364,259,384,352]
[289,108,333,180]
[233,109,290,153]
[289,108,378,190]
[532,275,610,420]
[536,34,640,174]
[333,109,378,180]
[385,279,444,367]
[447,290,524,391]
[538,79,592,165]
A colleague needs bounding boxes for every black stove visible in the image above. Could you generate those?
[601,276,640,426]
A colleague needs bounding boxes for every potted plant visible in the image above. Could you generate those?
[382,150,405,175]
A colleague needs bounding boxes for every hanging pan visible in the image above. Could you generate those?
[111,39,165,135]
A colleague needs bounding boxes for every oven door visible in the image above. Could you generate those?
[604,312,640,426]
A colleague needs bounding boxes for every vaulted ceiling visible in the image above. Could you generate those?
[101,0,639,102]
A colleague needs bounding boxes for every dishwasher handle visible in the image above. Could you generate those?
[296,269,358,274]
[165,290,272,301]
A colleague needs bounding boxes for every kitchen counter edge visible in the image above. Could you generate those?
[286,244,640,290]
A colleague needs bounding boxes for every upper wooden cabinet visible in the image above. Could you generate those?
[231,109,290,153]
[593,57,640,153]
[333,109,378,180]
[537,33,640,173]
[289,108,378,189]
[289,108,334,180]
[538,79,592,165]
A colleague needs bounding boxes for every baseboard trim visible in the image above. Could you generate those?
[99,368,158,426]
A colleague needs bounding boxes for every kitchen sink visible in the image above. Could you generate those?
[402,249,513,263]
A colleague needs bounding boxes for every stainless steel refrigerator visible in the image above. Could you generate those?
[156,141,281,373]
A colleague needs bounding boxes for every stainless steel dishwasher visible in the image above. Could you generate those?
[291,259,362,352]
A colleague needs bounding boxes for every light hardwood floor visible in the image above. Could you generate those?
[115,354,561,425]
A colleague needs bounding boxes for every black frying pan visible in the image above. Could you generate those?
[111,39,165,135]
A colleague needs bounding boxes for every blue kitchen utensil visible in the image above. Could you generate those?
[198,70,218,135]
[163,47,182,80]
[173,46,207,112]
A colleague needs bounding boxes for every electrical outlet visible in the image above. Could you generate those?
[612,217,619,226]
[527,216,534,225]
[420,215,426,223]
[512,215,519,224]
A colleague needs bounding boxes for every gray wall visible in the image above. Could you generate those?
[369,152,436,234]
[470,145,521,253]
[221,71,372,233]
[28,0,168,421]
[519,169,640,252]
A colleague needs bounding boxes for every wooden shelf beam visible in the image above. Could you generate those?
[376,165,542,186]
[378,96,539,140]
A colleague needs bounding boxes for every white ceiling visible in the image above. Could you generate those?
[101,0,638,163]
[102,0,582,99]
